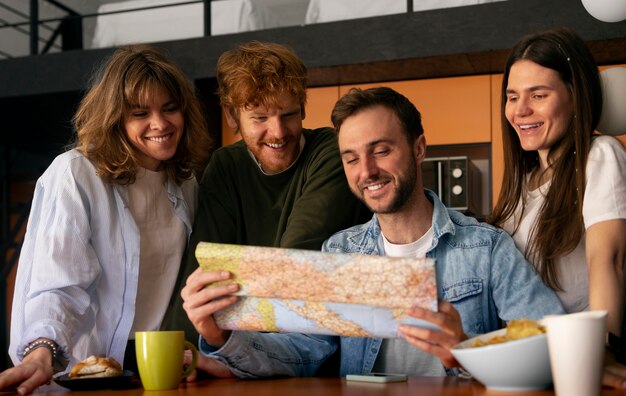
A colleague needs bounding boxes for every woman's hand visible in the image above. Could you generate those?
[398,300,467,368]
[181,267,240,348]
[0,348,54,395]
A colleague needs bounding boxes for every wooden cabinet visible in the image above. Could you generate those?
[491,74,504,207]
[221,108,240,146]
[302,86,340,130]
[221,75,493,148]
[339,75,492,146]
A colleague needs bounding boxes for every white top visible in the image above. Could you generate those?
[382,226,434,259]
[128,168,185,335]
[373,225,445,376]
[503,136,626,313]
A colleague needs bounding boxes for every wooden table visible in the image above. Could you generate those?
[23,376,626,396]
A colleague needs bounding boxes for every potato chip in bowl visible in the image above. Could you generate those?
[451,319,551,391]
[471,319,546,347]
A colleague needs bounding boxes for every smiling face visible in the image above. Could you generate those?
[124,86,184,171]
[226,91,303,174]
[505,60,574,167]
[338,105,421,215]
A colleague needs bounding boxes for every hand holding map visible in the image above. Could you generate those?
[196,242,438,338]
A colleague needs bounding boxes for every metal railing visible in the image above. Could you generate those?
[0,0,213,58]
[0,0,417,59]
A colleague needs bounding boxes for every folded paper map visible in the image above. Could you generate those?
[196,242,438,338]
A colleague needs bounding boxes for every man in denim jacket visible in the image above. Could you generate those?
[182,87,565,378]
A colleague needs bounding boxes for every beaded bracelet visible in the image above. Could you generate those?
[23,339,68,374]
[23,339,59,360]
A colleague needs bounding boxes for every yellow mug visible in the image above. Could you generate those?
[135,330,198,390]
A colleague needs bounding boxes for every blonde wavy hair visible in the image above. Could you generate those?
[72,44,211,185]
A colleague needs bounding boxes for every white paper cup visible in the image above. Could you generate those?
[543,310,607,396]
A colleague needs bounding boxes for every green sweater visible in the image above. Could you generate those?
[163,128,369,338]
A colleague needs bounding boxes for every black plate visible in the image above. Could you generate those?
[53,370,138,391]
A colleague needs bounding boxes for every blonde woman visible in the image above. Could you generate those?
[1,45,211,394]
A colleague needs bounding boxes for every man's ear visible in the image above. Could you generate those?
[222,106,238,129]
[414,134,428,164]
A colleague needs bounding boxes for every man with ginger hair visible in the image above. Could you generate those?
[162,41,368,375]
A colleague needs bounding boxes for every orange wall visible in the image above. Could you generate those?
[491,74,504,205]
[221,108,240,146]
[303,86,340,130]
[339,76,491,146]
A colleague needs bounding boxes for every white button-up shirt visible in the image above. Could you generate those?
[9,149,197,372]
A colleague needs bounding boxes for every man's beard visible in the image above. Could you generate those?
[356,156,418,214]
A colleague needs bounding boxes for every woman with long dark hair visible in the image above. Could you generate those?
[490,26,626,387]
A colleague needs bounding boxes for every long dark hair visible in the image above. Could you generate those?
[489,27,602,290]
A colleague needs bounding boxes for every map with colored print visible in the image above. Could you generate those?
[196,242,438,338]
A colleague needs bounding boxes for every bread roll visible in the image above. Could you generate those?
[68,355,123,378]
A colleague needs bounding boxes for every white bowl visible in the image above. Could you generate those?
[451,328,552,391]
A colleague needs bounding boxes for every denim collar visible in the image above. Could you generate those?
[348,189,456,255]
[426,189,457,247]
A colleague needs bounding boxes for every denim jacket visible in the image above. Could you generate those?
[324,190,564,375]
[206,190,564,377]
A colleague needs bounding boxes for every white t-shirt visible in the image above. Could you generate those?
[372,225,446,376]
[503,136,626,313]
[128,168,185,335]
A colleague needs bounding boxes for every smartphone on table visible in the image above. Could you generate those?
[346,373,408,383]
